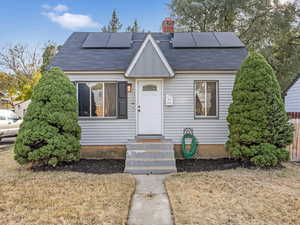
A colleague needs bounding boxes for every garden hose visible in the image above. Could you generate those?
[181,133,198,159]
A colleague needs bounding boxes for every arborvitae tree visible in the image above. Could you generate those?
[14,67,81,167]
[226,53,293,167]
[101,9,122,32]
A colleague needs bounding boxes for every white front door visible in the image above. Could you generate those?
[137,80,163,135]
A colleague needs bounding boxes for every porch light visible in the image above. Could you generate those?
[127,83,133,93]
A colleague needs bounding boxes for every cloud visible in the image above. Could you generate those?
[41,4,51,10]
[44,12,99,30]
[42,4,99,30]
[53,4,69,12]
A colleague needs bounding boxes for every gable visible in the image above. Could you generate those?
[125,34,174,77]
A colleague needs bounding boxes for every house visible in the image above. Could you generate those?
[50,18,247,173]
[13,100,31,118]
[285,75,300,115]
[0,92,12,110]
[284,75,300,161]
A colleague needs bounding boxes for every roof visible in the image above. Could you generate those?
[50,32,248,72]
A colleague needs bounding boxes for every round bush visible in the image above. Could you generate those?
[14,67,81,167]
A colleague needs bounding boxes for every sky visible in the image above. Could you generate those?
[0,0,295,48]
[0,0,170,47]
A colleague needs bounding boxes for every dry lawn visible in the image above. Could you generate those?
[165,164,300,225]
[0,150,135,225]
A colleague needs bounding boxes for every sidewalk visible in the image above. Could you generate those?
[128,175,174,225]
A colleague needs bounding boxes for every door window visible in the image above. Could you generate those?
[142,84,157,92]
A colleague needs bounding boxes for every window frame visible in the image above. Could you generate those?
[76,81,118,120]
[194,80,219,119]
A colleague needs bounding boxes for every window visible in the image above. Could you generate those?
[7,112,19,121]
[77,82,117,118]
[195,81,218,118]
[143,84,157,91]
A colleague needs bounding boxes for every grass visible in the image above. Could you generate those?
[165,164,300,225]
[0,150,135,225]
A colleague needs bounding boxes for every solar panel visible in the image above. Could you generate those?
[173,32,244,48]
[82,33,110,48]
[172,33,196,48]
[192,32,220,47]
[106,33,132,48]
[214,32,245,47]
[82,33,132,48]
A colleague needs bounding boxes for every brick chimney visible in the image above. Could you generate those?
[162,18,174,33]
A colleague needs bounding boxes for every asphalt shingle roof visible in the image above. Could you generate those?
[50,32,248,71]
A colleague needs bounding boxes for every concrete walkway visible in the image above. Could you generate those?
[128,175,174,225]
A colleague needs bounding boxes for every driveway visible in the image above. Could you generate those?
[0,137,16,151]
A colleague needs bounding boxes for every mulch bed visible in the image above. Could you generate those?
[33,159,125,174]
[176,158,245,172]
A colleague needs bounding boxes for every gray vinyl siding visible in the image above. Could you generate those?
[163,73,235,144]
[285,78,300,112]
[66,72,235,145]
[128,41,171,77]
[67,74,137,145]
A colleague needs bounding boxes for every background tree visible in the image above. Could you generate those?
[0,41,59,102]
[101,9,122,32]
[126,19,141,32]
[226,53,293,167]
[14,67,81,167]
[0,44,42,102]
[40,41,60,73]
[168,0,300,90]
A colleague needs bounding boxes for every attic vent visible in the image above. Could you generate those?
[82,32,132,49]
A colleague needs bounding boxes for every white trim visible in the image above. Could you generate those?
[125,34,175,77]
[64,71,124,74]
[135,79,164,136]
[176,71,237,74]
[65,70,236,75]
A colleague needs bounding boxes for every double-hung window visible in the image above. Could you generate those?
[77,82,117,118]
[195,81,218,118]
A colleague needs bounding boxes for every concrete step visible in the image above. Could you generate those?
[127,143,173,150]
[135,135,163,140]
[126,159,176,167]
[125,141,176,174]
[126,150,175,159]
[124,167,177,174]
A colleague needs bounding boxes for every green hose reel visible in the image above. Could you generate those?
[181,128,198,159]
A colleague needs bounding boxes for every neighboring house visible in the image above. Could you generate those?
[50,18,247,162]
[14,100,31,118]
[0,92,12,110]
[285,75,300,113]
[284,75,300,161]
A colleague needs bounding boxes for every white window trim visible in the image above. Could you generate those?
[194,80,219,119]
[77,81,118,119]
